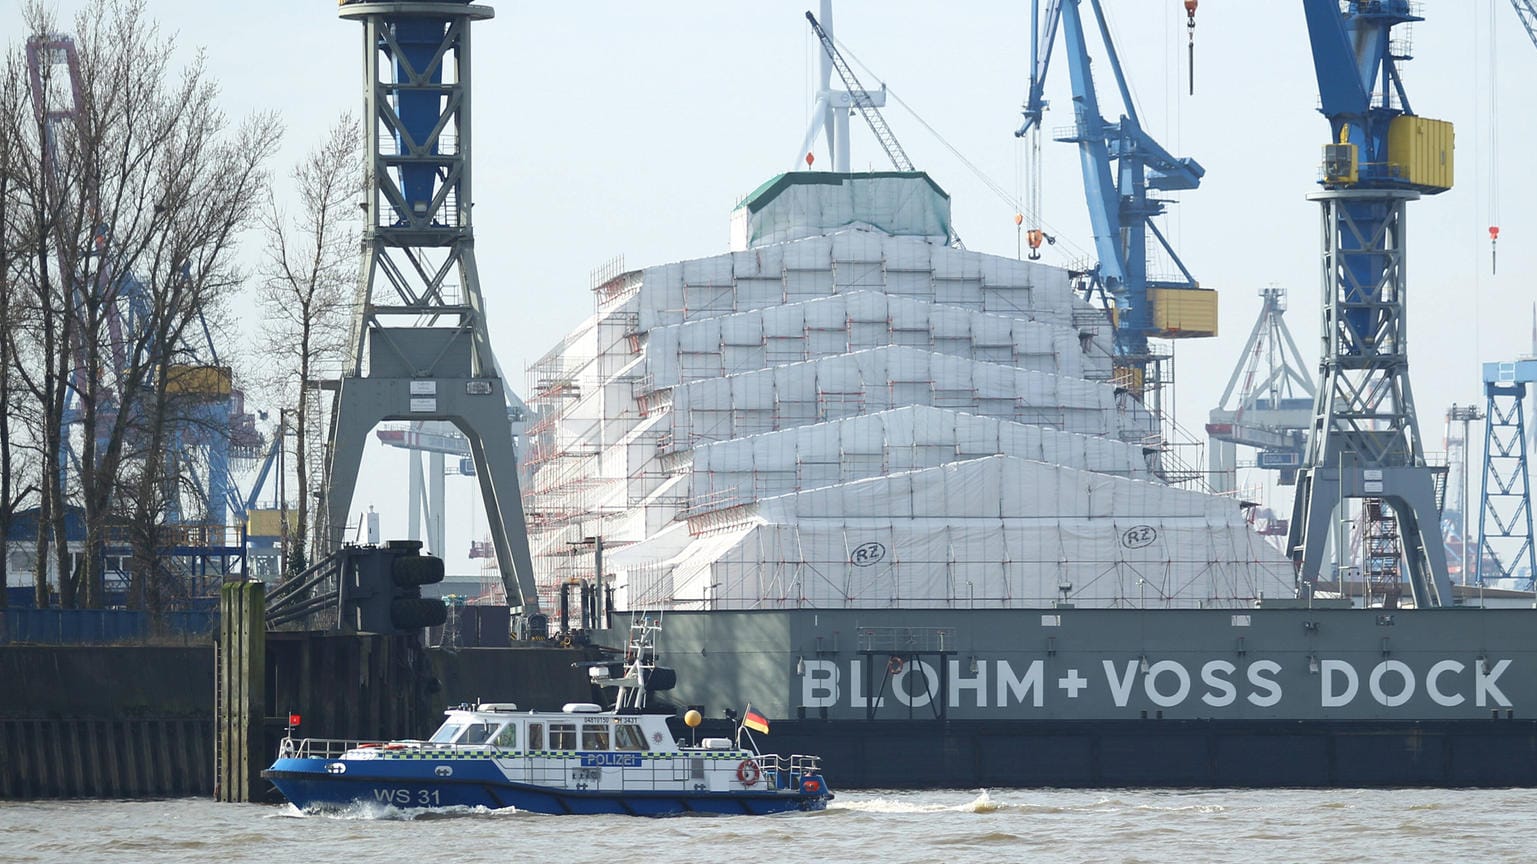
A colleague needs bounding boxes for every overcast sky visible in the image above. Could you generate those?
[7,1,1534,580]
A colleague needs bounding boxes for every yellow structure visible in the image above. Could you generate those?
[1387,116,1454,191]
[1148,287,1218,339]
[1111,364,1145,395]
[1322,142,1358,185]
[165,364,233,397]
[247,509,298,539]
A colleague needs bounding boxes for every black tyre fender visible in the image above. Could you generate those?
[392,597,448,629]
[393,555,445,587]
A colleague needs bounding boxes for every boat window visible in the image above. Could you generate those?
[582,724,610,751]
[528,723,544,751]
[492,723,518,749]
[428,723,463,744]
[549,723,577,751]
[614,724,647,751]
[458,722,495,745]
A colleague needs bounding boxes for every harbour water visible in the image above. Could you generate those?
[6,788,1536,863]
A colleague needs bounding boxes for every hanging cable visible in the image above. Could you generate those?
[1185,1,1198,96]
[834,36,1089,263]
[1025,125,1045,260]
[1488,0,1500,275]
[1014,125,1026,259]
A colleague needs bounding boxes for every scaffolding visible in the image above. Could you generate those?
[522,173,1292,613]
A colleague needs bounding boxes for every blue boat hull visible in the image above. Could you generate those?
[263,758,831,816]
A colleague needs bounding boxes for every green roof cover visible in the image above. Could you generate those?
[731,171,954,249]
[738,171,951,215]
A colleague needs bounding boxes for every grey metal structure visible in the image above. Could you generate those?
[1475,359,1537,586]
[1443,403,1485,584]
[1206,286,1315,493]
[1287,190,1452,607]
[325,1,541,618]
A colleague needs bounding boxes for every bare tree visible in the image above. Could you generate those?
[5,0,280,608]
[0,47,41,608]
[5,5,79,608]
[258,115,359,577]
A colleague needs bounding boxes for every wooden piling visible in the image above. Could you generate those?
[216,579,266,802]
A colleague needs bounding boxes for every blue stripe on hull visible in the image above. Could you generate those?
[262,760,830,817]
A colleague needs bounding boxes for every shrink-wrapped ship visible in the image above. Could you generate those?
[520,173,1537,787]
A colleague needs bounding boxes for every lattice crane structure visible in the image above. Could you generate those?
[1474,360,1536,587]
[803,6,910,173]
[1207,287,1315,494]
[325,0,542,625]
[799,0,897,171]
[1288,0,1455,607]
[1510,0,1537,48]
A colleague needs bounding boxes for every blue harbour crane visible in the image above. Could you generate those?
[1287,0,1456,606]
[1016,0,1214,404]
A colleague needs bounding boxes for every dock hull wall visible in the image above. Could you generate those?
[760,718,1537,788]
[634,606,1537,787]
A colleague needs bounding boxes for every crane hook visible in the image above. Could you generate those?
[1026,229,1052,261]
[1490,225,1500,275]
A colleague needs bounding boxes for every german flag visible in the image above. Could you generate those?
[743,708,770,735]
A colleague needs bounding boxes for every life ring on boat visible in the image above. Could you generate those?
[382,742,407,750]
[357,743,379,749]
[887,655,905,675]
[736,759,761,786]
[802,778,821,793]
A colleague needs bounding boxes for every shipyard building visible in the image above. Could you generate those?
[523,173,1292,612]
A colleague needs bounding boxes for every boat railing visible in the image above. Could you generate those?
[509,750,826,793]
[277,736,386,759]
[750,753,825,789]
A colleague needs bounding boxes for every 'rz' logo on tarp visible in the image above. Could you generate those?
[851,542,887,566]
[1121,526,1157,549]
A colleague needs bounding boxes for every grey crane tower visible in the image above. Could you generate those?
[1288,1,1454,607]
[325,0,543,624]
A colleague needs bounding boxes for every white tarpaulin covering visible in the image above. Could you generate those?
[687,405,1153,505]
[631,231,1074,332]
[611,456,1293,610]
[521,174,1283,613]
[644,290,1109,385]
[669,345,1153,446]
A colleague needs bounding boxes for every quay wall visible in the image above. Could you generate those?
[0,642,599,800]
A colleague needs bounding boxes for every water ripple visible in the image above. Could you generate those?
[3,789,1536,864]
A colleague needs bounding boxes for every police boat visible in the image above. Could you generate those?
[262,618,832,816]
